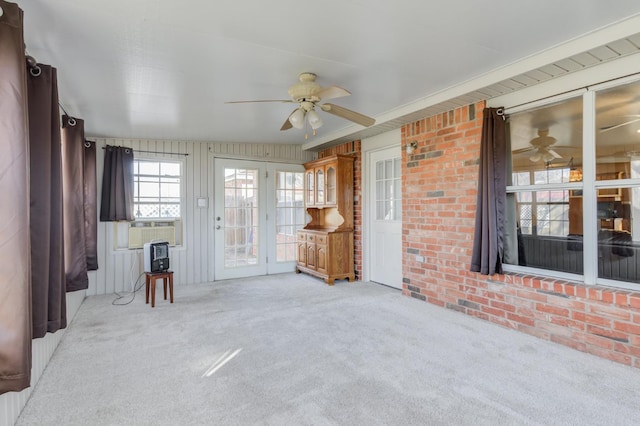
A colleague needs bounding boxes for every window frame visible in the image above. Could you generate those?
[133,157,185,221]
[502,74,640,291]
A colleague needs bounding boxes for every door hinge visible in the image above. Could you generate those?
[265,171,269,178]
[266,213,269,221]
[266,256,268,264]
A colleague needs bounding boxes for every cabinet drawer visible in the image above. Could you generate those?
[316,234,327,244]
[307,234,315,242]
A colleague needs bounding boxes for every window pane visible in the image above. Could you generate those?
[134,159,182,219]
[161,162,180,176]
[139,161,159,175]
[385,160,393,179]
[594,187,639,284]
[509,97,583,183]
[509,187,581,272]
[513,172,530,186]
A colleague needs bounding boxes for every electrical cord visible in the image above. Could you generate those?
[112,248,143,306]
[112,272,145,306]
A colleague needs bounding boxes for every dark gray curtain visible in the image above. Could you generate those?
[84,140,98,270]
[0,0,32,394]
[27,63,67,338]
[100,145,135,222]
[62,116,91,292]
[470,107,507,275]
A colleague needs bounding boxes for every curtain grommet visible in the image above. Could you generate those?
[84,141,91,148]
[30,65,41,77]
[67,117,76,126]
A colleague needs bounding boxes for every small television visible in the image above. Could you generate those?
[143,242,170,273]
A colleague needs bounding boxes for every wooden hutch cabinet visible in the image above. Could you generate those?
[296,154,355,285]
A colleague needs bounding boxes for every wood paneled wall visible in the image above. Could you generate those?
[88,139,315,296]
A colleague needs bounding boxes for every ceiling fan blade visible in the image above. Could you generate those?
[599,117,640,133]
[225,99,294,104]
[320,103,375,127]
[547,148,562,159]
[280,110,298,131]
[512,147,536,154]
[316,85,351,101]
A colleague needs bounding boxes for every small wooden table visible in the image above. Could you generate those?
[145,270,174,308]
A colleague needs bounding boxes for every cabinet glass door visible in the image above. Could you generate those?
[316,169,325,205]
[326,165,336,205]
[306,170,315,206]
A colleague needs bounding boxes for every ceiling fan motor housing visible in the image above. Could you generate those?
[288,72,321,102]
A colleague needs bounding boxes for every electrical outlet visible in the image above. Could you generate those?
[416,255,425,263]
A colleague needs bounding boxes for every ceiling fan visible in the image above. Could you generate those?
[226,72,375,138]
[513,129,564,162]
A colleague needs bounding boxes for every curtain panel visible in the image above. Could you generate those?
[84,140,98,270]
[62,116,93,292]
[27,63,67,338]
[0,0,32,394]
[470,107,507,276]
[100,145,135,222]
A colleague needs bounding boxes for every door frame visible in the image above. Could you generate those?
[362,129,402,283]
[207,155,305,281]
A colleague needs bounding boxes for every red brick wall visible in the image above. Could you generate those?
[318,141,362,279]
[401,101,640,368]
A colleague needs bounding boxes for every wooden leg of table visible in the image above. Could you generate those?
[145,275,150,304]
[163,277,168,300]
[151,278,156,308]
[169,274,174,303]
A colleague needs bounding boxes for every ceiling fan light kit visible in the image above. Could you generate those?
[306,109,323,130]
[289,108,306,129]
[227,72,375,139]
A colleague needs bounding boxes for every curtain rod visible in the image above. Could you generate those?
[100,147,189,156]
[26,52,78,123]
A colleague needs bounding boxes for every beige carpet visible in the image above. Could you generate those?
[16,273,640,425]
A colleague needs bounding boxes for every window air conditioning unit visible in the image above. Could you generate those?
[128,221,176,249]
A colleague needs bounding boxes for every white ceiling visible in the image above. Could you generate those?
[16,0,640,149]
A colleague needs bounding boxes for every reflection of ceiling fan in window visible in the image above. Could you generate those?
[599,115,640,133]
[513,129,566,162]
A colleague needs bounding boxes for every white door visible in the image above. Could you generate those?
[214,159,305,280]
[369,147,403,288]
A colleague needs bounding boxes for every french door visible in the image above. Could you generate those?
[213,158,304,280]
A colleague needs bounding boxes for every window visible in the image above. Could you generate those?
[114,158,184,250]
[375,158,402,221]
[134,159,182,219]
[515,169,571,237]
[505,78,640,287]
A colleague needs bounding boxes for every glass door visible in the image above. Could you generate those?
[267,163,305,274]
[214,158,266,279]
[214,159,305,279]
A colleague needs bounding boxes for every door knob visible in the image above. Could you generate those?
[216,225,221,230]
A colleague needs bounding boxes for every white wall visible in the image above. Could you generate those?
[89,138,315,296]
